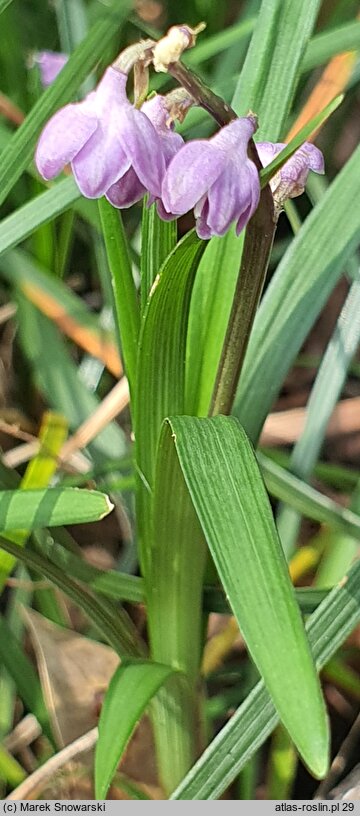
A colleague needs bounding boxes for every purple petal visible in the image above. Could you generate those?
[302,142,325,173]
[256,142,285,168]
[36,51,68,87]
[118,108,166,197]
[206,158,259,237]
[72,117,131,198]
[155,198,178,221]
[35,103,98,180]
[92,67,128,113]
[194,196,212,239]
[105,167,146,208]
[162,141,225,215]
[213,116,257,155]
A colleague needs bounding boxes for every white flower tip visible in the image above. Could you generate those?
[152,22,206,72]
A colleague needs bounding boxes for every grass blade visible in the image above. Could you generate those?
[0,487,112,531]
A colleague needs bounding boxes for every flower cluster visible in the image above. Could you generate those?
[34,33,324,239]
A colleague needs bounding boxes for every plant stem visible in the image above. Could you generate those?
[167,61,277,418]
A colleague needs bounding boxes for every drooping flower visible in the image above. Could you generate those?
[35,66,166,200]
[106,93,184,209]
[256,141,324,206]
[35,51,68,87]
[161,115,260,239]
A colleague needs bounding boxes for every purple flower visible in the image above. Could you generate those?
[256,141,324,204]
[161,115,260,239]
[35,51,68,87]
[106,94,184,209]
[35,67,166,200]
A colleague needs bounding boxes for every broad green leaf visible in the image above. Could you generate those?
[164,415,329,778]
[95,661,175,799]
[0,487,112,531]
[149,425,206,792]
[172,558,360,800]
[0,616,54,743]
[235,142,360,442]
[0,0,132,206]
[258,453,360,541]
[99,199,139,396]
[232,0,321,139]
[277,266,360,555]
[0,537,143,658]
[140,200,177,313]
[136,230,205,569]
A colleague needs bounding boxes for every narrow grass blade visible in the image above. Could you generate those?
[172,559,360,800]
[0,616,54,743]
[235,142,360,443]
[99,199,139,396]
[258,453,360,541]
[0,537,143,658]
[0,0,132,206]
[260,95,343,188]
[0,744,26,787]
[0,250,121,377]
[303,20,360,73]
[164,416,329,778]
[95,661,175,799]
[0,178,80,258]
[232,0,321,139]
[277,266,360,555]
[16,298,126,461]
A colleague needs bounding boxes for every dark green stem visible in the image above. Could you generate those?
[209,190,277,416]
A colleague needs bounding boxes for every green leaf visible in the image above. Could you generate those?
[164,415,329,778]
[0,178,80,259]
[172,558,360,800]
[276,267,360,555]
[0,0,14,13]
[186,232,244,415]
[95,660,175,799]
[140,200,177,313]
[16,297,126,462]
[0,0,132,207]
[302,20,360,73]
[232,0,321,139]
[135,230,205,570]
[0,487,112,532]
[0,615,54,744]
[0,537,143,658]
[0,744,26,787]
[235,142,360,442]
[135,230,205,792]
[260,95,343,188]
[258,453,360,541]
[203,585,329,616]
[98,199,139,397]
